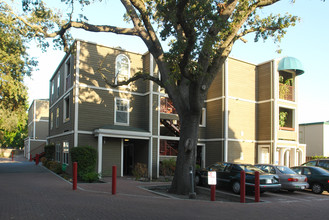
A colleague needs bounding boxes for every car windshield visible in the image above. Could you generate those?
[276,166,296,174]
[239,165,264,173]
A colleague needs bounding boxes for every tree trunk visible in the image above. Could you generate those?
[169,112,200,195]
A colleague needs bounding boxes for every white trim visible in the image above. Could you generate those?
[64,55,72,93]
[79,84,150,97]
[47,130,74,140]
[120,139,124,177]
[114,97,130,125]
[97,134,103,175]
[74,41,80,147]
[199,108,206,127]
[205,96,225,103]
[33,100,36,139]
[224,58,228,162]
[148,54,154,180]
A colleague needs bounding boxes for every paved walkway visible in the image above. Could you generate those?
[1,155,329,219]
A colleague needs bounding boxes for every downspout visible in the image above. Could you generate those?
[148,53,154,180]
[224,59,229,162]
[33,100,36,139]
[74,41,80,147]
[273,59,278,164]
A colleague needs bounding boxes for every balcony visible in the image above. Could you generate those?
[160,97,177,114]
[279,83,294,101]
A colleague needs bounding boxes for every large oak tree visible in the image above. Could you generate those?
[10,0,300,194]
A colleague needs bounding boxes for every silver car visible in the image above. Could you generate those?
[255,164,309,192]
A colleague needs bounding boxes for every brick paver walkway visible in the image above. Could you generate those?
[1,155,329,219]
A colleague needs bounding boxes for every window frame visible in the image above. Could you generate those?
[64,55,72,92]
[56,143,61,162]
[56,107,60,128]
[114,97,129,125]
[63,94,70,123]
[62,141,69,165]
[115,54,130,85]
[57,72,60,97]
[50,111,54,130]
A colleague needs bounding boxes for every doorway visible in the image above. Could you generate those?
[123,142,134,175]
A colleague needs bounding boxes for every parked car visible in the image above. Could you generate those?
[255,164,308,192]
[291,166,329,194]
[195,162,281,194]
[301,159,329,171]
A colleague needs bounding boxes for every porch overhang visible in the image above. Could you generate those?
[94,125,151,140]
[278,57,305,75]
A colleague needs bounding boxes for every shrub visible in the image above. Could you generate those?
[160,158,176,177]
[81,172,100,183]
[40,157,48,166]
[70,146,98,181]
[132,163,148,180]
[44,144,55,160]
[47,161,62,174]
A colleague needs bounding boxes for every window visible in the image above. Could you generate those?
[279,107,294,131]
[56,143,61,162]
[115,54,130,85]
[56,108,59,128]
[50,112,53,130]
[51,80,55,102]
[199,108,206,127]
[57,72,60,97]
[115,98,129,125]
[65,57,71,91]
[63,95,70,122]
[63,141,69,165]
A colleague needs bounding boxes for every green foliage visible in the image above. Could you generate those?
[132,163,148,180]
[44,144,55,160]
[70,146,98,181]
[279,111,288,128]
[81,172,100,183]
[160,158,176,177]
[312,156,329,159]
[47,161,62,174]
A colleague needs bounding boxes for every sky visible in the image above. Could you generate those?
[23,0,329,124]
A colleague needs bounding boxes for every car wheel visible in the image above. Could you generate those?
[195,175,201,186]
[232,181,240,194]
[312,183,323,194]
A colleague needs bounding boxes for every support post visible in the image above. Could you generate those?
[112,165,117,195]
[30,154,32,162]
[255,171,260,202]
[35,154,39,166]
[240,170,246,203]
[211,185,216,201]
[11,151,14,161]
[189,166,196,199]
[73,162,77,190]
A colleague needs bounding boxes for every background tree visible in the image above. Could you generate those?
[0,1,38,148]
[9,0,300,194]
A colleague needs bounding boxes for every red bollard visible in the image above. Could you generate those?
[11,151,14,161]
[240,170,246,203]
[112,165,117,195]
[210,185,216,201]
[30,154,32,162]
[255,171,260,202]
[73,162,77,190]
[35,154,39,165]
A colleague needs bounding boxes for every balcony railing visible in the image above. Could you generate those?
[279,83,294,101]
[160,97,177,114]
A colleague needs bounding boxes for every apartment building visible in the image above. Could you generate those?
[24,99,49,159]
[48,39,306,178]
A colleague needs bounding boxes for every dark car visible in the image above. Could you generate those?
[301,159,329,171]
[291,166,329,194]
[255,164,308,192]
[195,162,281,194]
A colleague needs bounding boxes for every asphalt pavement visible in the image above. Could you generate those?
[1,155,329,219]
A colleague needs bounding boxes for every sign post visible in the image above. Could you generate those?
[208,171,217,201]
